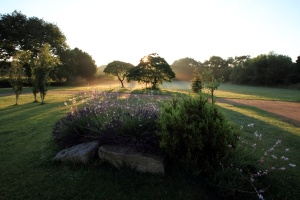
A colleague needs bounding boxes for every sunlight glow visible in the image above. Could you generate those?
[142,56,149,63]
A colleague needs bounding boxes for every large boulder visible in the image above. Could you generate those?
[98,145,165,174]
[54,141,100,163]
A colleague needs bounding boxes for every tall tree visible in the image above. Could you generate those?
[32,43,60,104]
[0,11,67,78]
[229,55,251,84]
[104,61,134,88]
[247,52,293,86]
[202,56,230,81]
[293,56,300,83]
[127,53,175,89]
[171,57,201,81]
[53,48,97,83]
[74,48,97,82]
[9,50,31,105]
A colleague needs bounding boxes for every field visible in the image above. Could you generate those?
[0,81,300,199]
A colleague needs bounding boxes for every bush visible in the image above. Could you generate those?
[52,108,100,148]
[156,95,240,173]
[52,92,162,153]
[191,72,203,93]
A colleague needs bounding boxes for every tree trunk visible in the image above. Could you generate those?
[33,92,37,102]
[211,90,214,105]
[15,94,19,105]
[118,76,125,88]
[40,93,44,105]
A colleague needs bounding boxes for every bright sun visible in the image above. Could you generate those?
[142,56,149,63]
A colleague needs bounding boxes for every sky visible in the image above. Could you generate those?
[1,0,300,66]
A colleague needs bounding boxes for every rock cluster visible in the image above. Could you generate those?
[54,142,165,174]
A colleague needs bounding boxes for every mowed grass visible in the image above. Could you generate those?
[162,81,300,102]
[0,83,300,199]
[216,83,300,102]
[0,91,215,200]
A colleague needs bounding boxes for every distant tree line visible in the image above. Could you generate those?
[172,53,300,87]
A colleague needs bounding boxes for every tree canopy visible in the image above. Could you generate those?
[0,11,67,60]
[202,68,223,104]
[230,52,294,86]
[127,53,175,89]
[52,48,97,82]
[171,57,201,81]
[104,61,134,88]
[9,50,32,105]
[202,56,231,81]
[32,43,60,104]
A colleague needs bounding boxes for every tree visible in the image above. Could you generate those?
[53,48,97,83]
[266,52,293,85]
[104,61,134,88]
[229,55,251,84]
[127,53,175,89]
[245,52,293,86]
[171,57,201,81]
[202,56,230,81]
[191,71,203,93]
[75,48,97,82]
[292,56,300,83]
[0,11,67,78]
[202,68,223,104]
[32,43,60,104]
[9,50,31,105]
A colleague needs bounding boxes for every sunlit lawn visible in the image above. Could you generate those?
[0,82,300,199]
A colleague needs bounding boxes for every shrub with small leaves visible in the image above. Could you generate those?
[156,95,240,173]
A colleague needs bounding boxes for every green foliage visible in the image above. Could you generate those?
[32,43,60,104]
[55,48,97,82]
[0,10,67,81]
[9,50,32,105]
[104,60,134,88]
[230,52,295,86]
[191,71,203,93]
[127,53,175,89]
[202,56,231,81]
[156,95,240,173]
[202,68,223,104]
[0,11,67,57]
[171,57,201,81]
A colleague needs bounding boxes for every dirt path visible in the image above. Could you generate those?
[218,98,300,127]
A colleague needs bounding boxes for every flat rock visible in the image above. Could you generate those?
[98,145,165,174]
[54,141,100,163]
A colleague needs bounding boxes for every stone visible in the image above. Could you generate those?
[54,141,100,164]
[98,145,165,174]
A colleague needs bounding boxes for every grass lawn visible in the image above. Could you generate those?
[0,83,300,199]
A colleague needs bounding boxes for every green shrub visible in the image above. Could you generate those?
[156,95,240,173]
[191,71,203,93]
